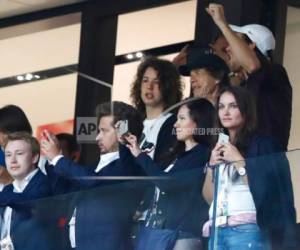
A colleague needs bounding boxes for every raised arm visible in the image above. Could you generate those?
[0,181,52,211]
[206,3,261,73]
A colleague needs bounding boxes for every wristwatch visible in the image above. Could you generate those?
[237,166,247,176]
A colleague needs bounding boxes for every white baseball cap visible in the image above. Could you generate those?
[229,24,276,56]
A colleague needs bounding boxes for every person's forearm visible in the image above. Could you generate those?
[218,22,261,73]
[207,3,261,73]
[203,167,214,204]
[234,160,248,184]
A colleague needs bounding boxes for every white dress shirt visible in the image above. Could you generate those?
[94,151,119,173]
[0,169,39,249]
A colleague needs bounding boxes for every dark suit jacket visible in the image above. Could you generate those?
[0,170,55,250]
[245,135,297,249]
[51,144,144,250]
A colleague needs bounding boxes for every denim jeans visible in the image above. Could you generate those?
[209,224,271,250]
[173,238,202,250]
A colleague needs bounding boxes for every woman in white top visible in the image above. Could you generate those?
[203,86,297,250]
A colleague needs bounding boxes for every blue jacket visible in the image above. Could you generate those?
[0,170,55,250]
[135,143,210,237]
[51,145,144,250]
[138,114,177,212]
[245,135,297,249]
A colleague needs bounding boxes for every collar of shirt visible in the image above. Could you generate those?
[12,168,39,193]
[94,151,119,173]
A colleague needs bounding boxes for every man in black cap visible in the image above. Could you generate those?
[179,47,230,105]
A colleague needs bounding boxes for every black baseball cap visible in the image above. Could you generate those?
[179,47,229,76]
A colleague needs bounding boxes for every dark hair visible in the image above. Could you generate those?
[243,34,271,67]
[185,98,217,146]
[95,101,144,140]
[163,98,217,163]
[0,105,32,134]
[4,132,40,166]
[130,57,183,116]
[189,66,230,97]
[56,133,80,155]
[217,86,257,155]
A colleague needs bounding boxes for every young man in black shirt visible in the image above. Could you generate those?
[207,3,292,151]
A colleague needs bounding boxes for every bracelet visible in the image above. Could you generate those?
[203,162,215,173]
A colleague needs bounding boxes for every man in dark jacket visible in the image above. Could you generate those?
[41,101,145,250]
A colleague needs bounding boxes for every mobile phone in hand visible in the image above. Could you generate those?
[42,130,50,141]
[117,120,129,137]
[218,132,229,144]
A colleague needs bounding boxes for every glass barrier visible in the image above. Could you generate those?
[209,149,300,250]
[0,149,299,250]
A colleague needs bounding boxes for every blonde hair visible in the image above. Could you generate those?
[4,132,40,158]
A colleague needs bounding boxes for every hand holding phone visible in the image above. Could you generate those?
[218,132,229,144]
[117,120,129,137]
[40,130,61,160]
[217,132,229,158]
[42,130,50,142]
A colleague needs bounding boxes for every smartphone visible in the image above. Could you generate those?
[218,132,229,144]
[117,120,129,137]
[42,130,50,141]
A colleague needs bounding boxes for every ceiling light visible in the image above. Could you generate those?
[126,54,134,60]
[16,75,24,81]
[25,73,33,80]
[136,52,143,58]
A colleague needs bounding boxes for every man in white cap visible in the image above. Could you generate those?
[207,3,292,152]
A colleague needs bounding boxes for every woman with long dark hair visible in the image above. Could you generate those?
[203,86,297,250]
[123,98,216,250]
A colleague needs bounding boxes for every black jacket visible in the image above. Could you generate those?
[135,143,210,237]
[245,135,297,249]
[243,63,292,150]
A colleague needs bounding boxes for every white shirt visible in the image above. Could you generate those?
[51,151,120,174]
[140,113,172,159]
[50,155,64,166]
[1,169,39,244]
[12,169,39,193]
[139,113,173,221]
[94,151,119,173]
[145,161,176,227]
[209,164,256,219]
[154,162,175,202]
[37,156,48,175]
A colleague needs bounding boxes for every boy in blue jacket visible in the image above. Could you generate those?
[0,132,54,250]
